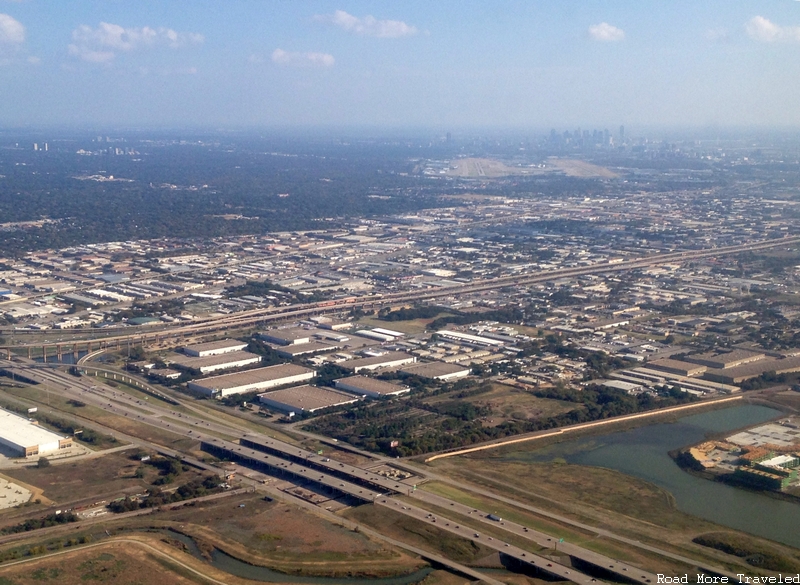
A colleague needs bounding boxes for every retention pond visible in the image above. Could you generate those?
[503,404,800,548]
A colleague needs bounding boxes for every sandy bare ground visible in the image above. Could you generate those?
[441,157,617,179]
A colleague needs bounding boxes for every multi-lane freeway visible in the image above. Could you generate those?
[0,358,747,584]
[1,235,798,354]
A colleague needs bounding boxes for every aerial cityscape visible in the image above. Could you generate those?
[2,2,800,585]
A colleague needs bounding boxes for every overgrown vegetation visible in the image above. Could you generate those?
[693,532,800,573]
[0,512,78,535]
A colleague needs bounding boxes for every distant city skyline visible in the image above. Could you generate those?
[1,1,800,129]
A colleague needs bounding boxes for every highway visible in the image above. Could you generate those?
[0,359,747,582]
[1,234,798,352]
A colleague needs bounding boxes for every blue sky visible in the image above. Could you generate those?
[1,1,800,130]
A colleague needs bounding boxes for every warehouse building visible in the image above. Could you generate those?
[259,328,312,346]
[188,363,315,398]
[259,385,359,414]
[275,342,339,359]
[167,351,261,374]
[182,339,249,357]
[339,352,416,373]
[399,362,471,381]
[0,409,72,458]
[334,375,410,398]
[685,349,766,370]
[647,358,707,377]
[703,355,800,385]
[436,330,505,349]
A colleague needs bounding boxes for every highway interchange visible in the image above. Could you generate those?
[0,357,746,584]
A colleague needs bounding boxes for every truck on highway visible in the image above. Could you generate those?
[487,513,502,522]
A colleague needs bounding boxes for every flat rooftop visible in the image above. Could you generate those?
[340,352,415,370]
[259,328,312,343]
[647,358,707,376]
[0,409,68,448]
[194,363,314,391]
[687,349,765,368]
[167,351,261,369]
[334,375,410,396]
[182,338,248,353]
[259,385,359,412]
[400,362,471,379]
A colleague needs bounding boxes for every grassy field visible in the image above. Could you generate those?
[423,383,575,427]
[0,542,207,585]
[0,493,427,582]
[428,456,799,575]
[356,315,450,335]
[342,503,495,565]
[121,493,424,578]
[1,452,204,512]
[0,386,197,451]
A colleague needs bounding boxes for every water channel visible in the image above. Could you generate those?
[164,530,434,585]
[500,404,800,548]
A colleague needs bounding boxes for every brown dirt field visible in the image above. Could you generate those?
[441,157,617,179]
[115,493,423,577]
[546,158,618,178]
[1,452,202,510]
[423,384,575,427]
[442,158,552,178]
[0,540,206,585]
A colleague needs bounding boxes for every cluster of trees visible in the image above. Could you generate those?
[0,139,457,256]
[427,307,524,331]
[107,476,222,512]
[379,305,445,322]
[142,456,184,485]
[0,512,78,535]
[307,380,696,456]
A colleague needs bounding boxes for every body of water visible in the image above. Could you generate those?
[164,530,433,585]
[503,404,800,548]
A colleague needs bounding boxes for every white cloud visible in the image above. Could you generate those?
[316,10,418,38]
[271,48,334,67]
[588,22,625,42]
[68,22,204,62]
[746,16,800,43]
[0,13,24,44]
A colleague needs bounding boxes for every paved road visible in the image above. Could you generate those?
[0,537,232,585]
[377,497,604,584]
[402,489,658,583]
[0,359,742,582]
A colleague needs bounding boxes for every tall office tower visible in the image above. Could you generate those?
[619,125,625,141]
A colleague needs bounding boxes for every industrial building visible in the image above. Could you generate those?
[339,352,416,373]
[436,330,505,349]
[275,342,339,359]
[0,409,72,457]
[334,375,411,398]
[647,358,707,377]
[259,328,312,346]
[685,349,766,370]
[399,362,471,381]
[166,350,261,374]
[182,339,249,357]
[188,363,315,398]
[258,385,359,414]
[703,355,800,385]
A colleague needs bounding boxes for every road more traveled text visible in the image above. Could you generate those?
[658,575,800,584]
